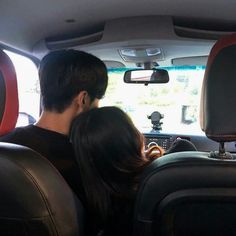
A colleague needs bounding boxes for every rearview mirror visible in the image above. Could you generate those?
[124,69,169,84]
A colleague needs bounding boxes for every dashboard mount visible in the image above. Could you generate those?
[148,111,163,132]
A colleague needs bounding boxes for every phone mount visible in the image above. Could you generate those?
[148,111,164,132]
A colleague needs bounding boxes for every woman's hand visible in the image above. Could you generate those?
[145,145,165,160]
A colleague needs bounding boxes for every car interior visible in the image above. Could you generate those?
[1,0,236,235]
[1,1,236,152]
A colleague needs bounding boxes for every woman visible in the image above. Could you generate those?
[70,106,156,236]
[70,106,196,235]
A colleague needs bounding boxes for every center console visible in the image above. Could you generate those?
[144,134,174,151]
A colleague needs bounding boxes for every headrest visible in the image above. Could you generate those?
[0,50,18,136]
[0,142,82,235]
[201,33,236,142]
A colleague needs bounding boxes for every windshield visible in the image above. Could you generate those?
[100,66,205,135]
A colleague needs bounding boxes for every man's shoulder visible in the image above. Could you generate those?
[0,124,73,158]
[0,125,51,144]
[0,124,71,146]
[0,125,34,143]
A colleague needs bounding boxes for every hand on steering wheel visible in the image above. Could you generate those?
[145,145,165,160]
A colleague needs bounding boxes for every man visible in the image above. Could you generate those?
[0,50,108,197]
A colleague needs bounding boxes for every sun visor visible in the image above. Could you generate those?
[103,60,125,68]
[172,56,208,66]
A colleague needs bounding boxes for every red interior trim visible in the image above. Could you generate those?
[208,34,236,66]
[0,50,19,136]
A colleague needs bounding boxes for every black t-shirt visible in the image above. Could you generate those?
[0,125,82,198]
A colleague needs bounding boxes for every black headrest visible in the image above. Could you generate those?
[201,33,236,142]
[0,50,18,136]
[0,143,82,235]
[133,151,236,236]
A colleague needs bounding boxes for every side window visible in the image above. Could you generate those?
[4,50,40,127]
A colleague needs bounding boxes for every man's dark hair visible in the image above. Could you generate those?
[39,50,108,113]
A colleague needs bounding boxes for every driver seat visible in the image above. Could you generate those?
[133,33,236,236]
[0,49,83,235]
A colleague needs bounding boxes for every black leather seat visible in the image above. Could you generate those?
[0,50,83,236]
[133,33,236,236]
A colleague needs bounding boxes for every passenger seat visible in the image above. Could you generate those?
[133,33,236,236]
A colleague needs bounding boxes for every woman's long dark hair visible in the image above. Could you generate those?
[70,106,150,233]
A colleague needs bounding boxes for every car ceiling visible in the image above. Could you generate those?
[1,0,236,66]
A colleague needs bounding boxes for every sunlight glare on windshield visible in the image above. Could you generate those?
[100,67,205,135]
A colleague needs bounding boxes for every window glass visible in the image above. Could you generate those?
[4,50,40,127]
[100,66,205,135]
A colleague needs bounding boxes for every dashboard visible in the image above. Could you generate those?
[144,132,236,153]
